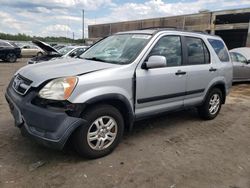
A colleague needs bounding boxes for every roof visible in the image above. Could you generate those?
[229,47,250,60]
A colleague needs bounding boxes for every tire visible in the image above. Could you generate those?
[6,53,17,63]
[198,88,222,120]
[37,52,43,57]
[73,104,124,159]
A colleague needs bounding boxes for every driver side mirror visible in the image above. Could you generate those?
[247,60,250,64]
[142,56,167,69]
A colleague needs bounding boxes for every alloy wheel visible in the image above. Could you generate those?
[87,116,118,150]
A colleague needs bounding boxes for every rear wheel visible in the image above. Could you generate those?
[198,88,222,120]
[73,104,124,159]
[6,53,17,63]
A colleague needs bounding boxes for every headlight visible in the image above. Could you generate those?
[39,77,78,100]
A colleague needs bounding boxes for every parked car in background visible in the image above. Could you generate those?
[61,46,89,58]
[0,40,21,63]
[27,40,63,64]
[229,47,250,82]
[6,29,232,158]
[54,44,66,50]
[27,44,88,64]
[20,44,44,57]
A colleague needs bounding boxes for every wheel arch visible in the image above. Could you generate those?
[81,94,135,132]
[205,81,226,104]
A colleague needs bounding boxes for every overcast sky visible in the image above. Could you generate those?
[0,0,250,39]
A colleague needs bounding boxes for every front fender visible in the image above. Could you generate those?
[69,86,132,106]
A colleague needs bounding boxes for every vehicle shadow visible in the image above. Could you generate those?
[12,108,199,163]
[0,59,22,63]
[233,81,250,86]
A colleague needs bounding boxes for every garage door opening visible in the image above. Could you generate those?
[215,29,248,50]
[215,13,250,24]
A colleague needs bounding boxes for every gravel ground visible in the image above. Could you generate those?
[0,58,250,188]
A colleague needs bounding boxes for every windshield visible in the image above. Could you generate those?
[80,34,151,64]
[58,46,75,55]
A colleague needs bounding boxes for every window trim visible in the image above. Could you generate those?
[182,36,211,66]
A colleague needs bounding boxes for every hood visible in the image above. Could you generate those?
[17,58,119,87]
[32,39,59,54]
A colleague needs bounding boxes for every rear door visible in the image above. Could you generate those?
[182,36,217,107]
[135,35,187,117]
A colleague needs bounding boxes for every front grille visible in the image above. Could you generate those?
[12,74,33,95]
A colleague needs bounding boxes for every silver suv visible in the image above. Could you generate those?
[5,29,232,158]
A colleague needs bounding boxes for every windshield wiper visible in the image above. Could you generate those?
[80,57,122,64]
[83,57,107,62]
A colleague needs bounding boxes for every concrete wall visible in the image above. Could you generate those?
[88,8,250,49]
[88,12,211,38]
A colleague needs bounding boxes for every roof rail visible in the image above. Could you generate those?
[139,27,177,30]
[139,27,213,36]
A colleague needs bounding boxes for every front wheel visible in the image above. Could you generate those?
[198,88,222,120]
[73,104,124,159]
[6,53,17,63]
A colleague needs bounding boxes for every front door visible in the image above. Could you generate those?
[135,35,187,117]
[234,52,250,80]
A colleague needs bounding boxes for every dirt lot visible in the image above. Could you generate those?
[0,58,250,188]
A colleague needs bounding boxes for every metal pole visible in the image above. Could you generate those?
[182,16,186,30]
[246,19,250,47]
[82,9,85,40]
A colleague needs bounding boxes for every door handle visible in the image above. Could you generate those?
[209,67,217,72]
[175,70,186,75]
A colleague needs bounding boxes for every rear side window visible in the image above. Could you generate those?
[208,39,229,62]
[185,37,210,65]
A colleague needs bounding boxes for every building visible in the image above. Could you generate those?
[88,8,250,49]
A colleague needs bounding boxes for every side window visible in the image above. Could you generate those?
[230,52,237,62]
[208,39,230,62]
[235,52,247,63]
[185,37,210,65]
[148,36,182,67]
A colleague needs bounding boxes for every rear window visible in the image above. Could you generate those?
[208,39,229,62]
